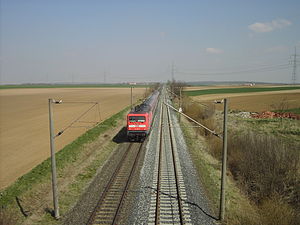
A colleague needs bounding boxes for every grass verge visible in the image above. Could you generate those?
[180,117,261,225]
[170,80,300,224]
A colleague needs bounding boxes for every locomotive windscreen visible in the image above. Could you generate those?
[129,116,146,122]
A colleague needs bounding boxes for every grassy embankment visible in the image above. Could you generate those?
[0,106,130,225]
[174,86,300,224]
[184,86,300,96]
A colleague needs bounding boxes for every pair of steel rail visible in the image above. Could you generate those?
[87,142,143,225]
[150,96,190,225]
[88,94,189,225]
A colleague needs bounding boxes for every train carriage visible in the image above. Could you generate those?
[127,90,159,141]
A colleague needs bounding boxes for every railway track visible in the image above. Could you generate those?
[87,142,144,225]
[148,97,191,225]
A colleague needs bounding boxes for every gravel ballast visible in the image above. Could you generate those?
[129,93,217,224]
[63,89,217,224]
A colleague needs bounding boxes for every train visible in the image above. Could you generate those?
[127,90,160,141]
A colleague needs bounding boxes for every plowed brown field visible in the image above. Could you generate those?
[190,88,300,112]
[0,88,145,189]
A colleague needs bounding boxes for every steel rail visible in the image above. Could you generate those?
[155,101,164,225]
[154,94,184,224]
[166,103,184,224]
[87,143,133,225]
[112,142,144,224]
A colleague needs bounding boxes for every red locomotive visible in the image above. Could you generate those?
[127,90,160,141]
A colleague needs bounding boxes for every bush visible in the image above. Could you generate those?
[168,79,186,97]
[228,131,300,206]
[207,136,222,159]
[260,195,298,225]
[0,208,19,225]
[173,90,300,223]
[182,97,217,137]
[181,96,223,158]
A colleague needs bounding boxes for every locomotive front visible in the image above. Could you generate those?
[127,90,159,141]
[127,112,149,141]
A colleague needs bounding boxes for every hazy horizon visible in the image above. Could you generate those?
[1,0,300,84]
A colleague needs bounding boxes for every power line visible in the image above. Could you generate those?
[176,63,290,76]
[290,46,299,84]
[62,101,99,104]
[55,102,100,138]
[171,61,175,80]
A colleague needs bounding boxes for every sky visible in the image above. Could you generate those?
[1,0,300,84]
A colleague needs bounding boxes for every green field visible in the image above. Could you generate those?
[274,108,300,114]
[0,84,148,89]
[184,86,300,96]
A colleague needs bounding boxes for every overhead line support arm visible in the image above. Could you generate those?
[163,102,221,138]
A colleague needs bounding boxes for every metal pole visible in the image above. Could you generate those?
[179,87,182,108]
[171,61,174,80]
[131,87,133,110]
[179,87,182,123]
[220,98,228,220]
[292,46,297,85]
[48,99,60,219]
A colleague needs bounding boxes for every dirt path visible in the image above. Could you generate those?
[0,88,145,189]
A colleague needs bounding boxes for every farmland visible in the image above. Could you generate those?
[0,87,145,190]
[186,86,300,112]
[0,84,148,89]
[184,85,300,96]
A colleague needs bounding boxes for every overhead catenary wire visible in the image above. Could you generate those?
[178,66,290,76]
[97,103,102,121]
[76,121,100,123]
[55,102,100,138]
[164,101,221,138]
[60,101,99,104]
[167,88,212,108]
